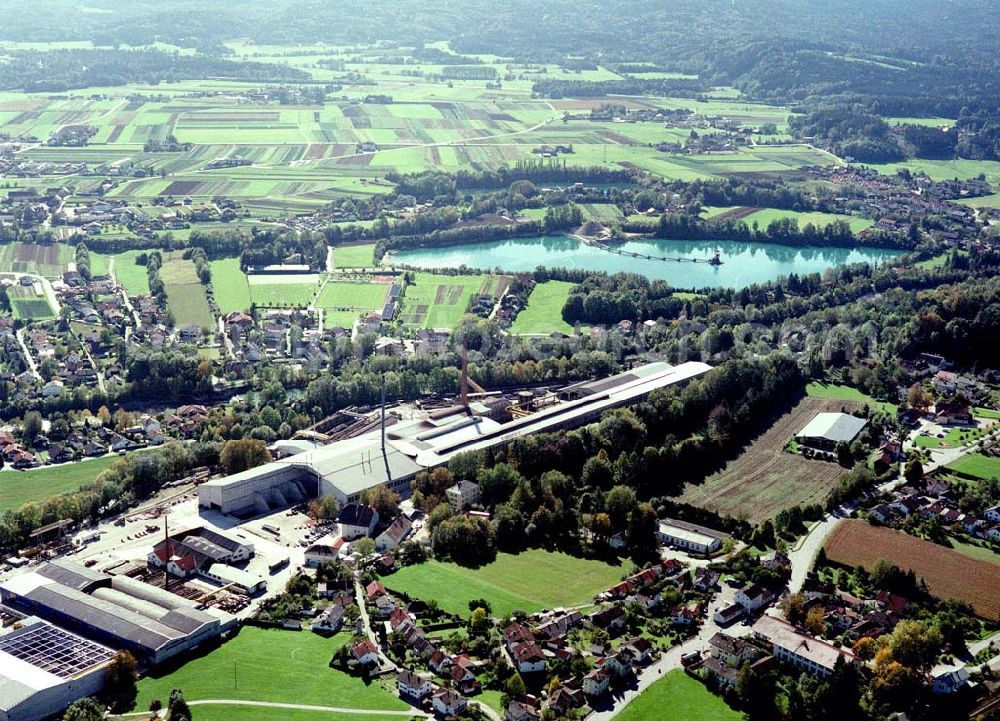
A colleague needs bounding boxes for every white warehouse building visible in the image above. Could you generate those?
[199,361,712,517]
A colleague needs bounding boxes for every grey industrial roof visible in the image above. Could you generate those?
[796,412,868,443]
[35,559,105,593]
[179,536,230,562]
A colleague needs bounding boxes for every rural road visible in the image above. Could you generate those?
[787,513,845,593]
[14,327,41,380]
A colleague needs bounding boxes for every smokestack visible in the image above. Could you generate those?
[460,339,469,409]
[163,513,169,590]
[380,375,391,482]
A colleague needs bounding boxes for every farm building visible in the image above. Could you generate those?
[794,412,868,451]
[656,518,730,555]
[0,617,114,721]
[200,361,712,515]
[0,560,229,666]
[752,615,858,677]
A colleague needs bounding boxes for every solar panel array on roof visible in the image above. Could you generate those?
[0,621,113,679]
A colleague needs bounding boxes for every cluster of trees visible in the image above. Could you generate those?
[74,242,92,282]
[0,441,220,552]
[0,48,308,92]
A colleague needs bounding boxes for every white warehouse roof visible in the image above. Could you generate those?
[796,412,868,444]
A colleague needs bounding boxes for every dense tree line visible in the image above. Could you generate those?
[0,48,308,92]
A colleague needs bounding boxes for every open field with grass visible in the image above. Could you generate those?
[160,254,215,329]
[706,207,873,233]
[333,244,377,269]
[956,194,1000,209]
[316,279,390,311]
[866,158,1000,184]
[246,274,322,307]
[945,452,1000,480]
[805,382,897,413]
[510,281,577,335]
[153,707,412,721]
[134,627,407,712]
[385,550,632,617]
[0,455,122,512]
[679,396,858,523]
[616,670,742,721]
[949,538,1000,567]
[107,251,152,296]
[209,257,252,314]
[914,426,986,449]
[824,520,1000,620]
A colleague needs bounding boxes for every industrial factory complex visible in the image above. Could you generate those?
[198,360,712,515]
[0,360,711,721]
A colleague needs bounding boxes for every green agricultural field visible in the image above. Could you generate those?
[209,257,252,314]
[160,255,215,330]
[957,194,1000,209]
[0,455,122,512]
[0,242,73,278]
[616,670,742,721]
[333,244,377,269]
[510,281,579,335]
[867,158,1000,184]
[805,382,897,413]
[134,627,407,713]
[108,251,152,296]
[384,550,632,618]
[7,286,55,320]
[946,453,1000,480]
[399,272,505,328]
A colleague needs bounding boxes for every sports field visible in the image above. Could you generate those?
[510,281,578,335]
[316,280,389,311]
[209,257,252,314]
[385,549,632,617]
[679,396,858,523]
[134,627,407,712]
[333,244,377,269]
[247,275,322,307]
[0,455,122,512]
[616,670,741,721]
[824,520,1000,620]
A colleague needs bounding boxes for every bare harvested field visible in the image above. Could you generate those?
[678,396,860,523]
[711,206,758,223]
[824,520,1000,620]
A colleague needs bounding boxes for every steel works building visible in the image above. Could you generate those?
[0,560,230,667]
[198,361,712,516]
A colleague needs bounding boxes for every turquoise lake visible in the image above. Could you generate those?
[390,236,903,290]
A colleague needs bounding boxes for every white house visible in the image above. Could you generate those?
[337,504,379,539]
[375,515,413,552]
[511,641,547,674]
[735,583,773,613]
[583,669,609,697]
[397,669,433,700]
[446,481,482,511]
[432,688,467,717]
[304,536,344,567]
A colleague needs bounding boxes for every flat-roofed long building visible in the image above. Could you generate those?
[0,617,114,721]
[0,560,226,666]
[199,361,712,515]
